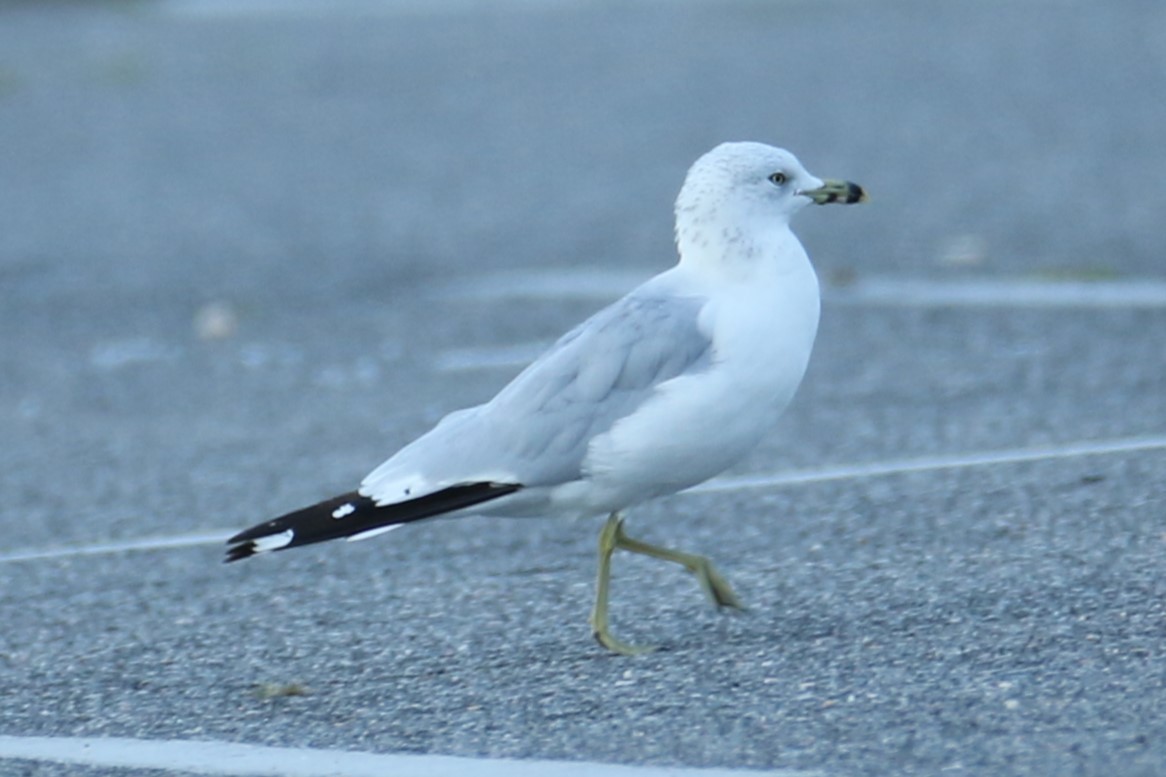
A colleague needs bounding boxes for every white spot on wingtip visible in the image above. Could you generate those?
[346,524,402,543]
[331,503,356,519]
[251,529,295,553]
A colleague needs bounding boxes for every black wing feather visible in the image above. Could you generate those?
[224,482,521,563]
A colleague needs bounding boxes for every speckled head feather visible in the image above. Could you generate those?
[673,142,823,267]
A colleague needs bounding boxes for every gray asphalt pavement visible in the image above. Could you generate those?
[2,1,1165,776]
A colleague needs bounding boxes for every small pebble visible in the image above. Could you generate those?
[194,301,239,341]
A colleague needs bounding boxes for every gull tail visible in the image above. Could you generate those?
[224,482,522,563]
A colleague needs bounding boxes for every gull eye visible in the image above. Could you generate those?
[768,172,788,186]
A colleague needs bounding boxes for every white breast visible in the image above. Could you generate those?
[568,248,820,515]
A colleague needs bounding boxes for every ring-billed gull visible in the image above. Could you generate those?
[226,142,866,655]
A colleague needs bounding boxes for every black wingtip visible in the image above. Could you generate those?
[223,483,523,564]
[224,543,257,563]
[226,510,318,546]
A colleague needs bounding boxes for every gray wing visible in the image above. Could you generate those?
[360,285,712,502]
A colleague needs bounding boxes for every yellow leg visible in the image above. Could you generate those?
[588,512,744,656]
[590,512,655,655]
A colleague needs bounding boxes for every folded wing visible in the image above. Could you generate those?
[361,281,713,507]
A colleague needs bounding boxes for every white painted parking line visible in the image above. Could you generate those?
[689,434,1166,494]
[434,268,652,303]
[828,277,1166,309]
[432,341,547,372]
[0,531,231,564]
[0,736,815,777]
[158,0,1085,16]
[432,270,1166,308]
[2,435,1161,566]
[157,0,576,17]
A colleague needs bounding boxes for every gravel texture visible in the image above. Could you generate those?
[1,2,1164,776]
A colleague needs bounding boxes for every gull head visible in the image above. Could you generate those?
[674,142,865,267]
